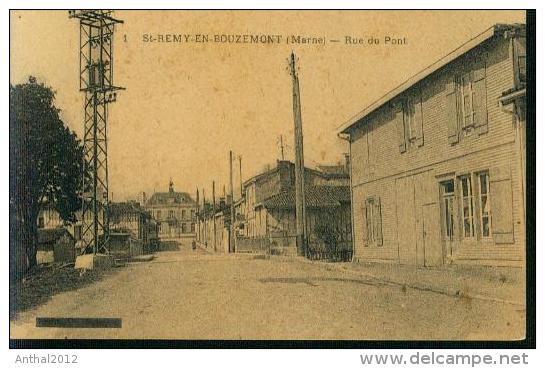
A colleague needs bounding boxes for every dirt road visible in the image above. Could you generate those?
[10,243,525,340]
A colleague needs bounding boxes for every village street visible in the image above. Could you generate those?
[10,242,525,340]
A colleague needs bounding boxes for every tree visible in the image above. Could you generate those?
[10,77,84,277]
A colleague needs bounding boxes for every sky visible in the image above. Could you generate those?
[10,10,525,202]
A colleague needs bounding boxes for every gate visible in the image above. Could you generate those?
[306,241,353,262]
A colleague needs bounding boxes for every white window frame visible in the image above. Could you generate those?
[460,72,475,130]
[476,171,492,239]
[459,175,475,239]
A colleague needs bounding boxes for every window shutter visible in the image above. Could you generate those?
[394,101,406,153]
[374,197,383,246]
[489,166,515,244]
[445,75,459,144]
[472,56,488,135]
[362,201,369,245]
[413,89,425,147]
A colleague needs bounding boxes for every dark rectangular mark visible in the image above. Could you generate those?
[36,317,122,329]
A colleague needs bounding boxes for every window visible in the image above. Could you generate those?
[169,210,174,218]
[459,175,475,238]
[514,37,526,86]
[38,216,45,228]
[477,172,491,238]
[191,223,195,233]
[182,210,186,219]
[363,196,383,246]
[460,72,475,129]
[446,58,488,144]
[397,93,424,152]
[156,210,161,220]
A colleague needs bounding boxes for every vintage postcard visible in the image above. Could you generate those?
[9,10,530,342]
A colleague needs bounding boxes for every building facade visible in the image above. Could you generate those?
[109,201,159,253]
[196,197,231,253]
[338,24,526,267]
[237,160,352,253]
[145,181,197,240]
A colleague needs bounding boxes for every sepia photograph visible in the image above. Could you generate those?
[8,9,532,345]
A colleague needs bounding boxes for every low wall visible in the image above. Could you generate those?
[236,236,298,256]
[236,237,270,253]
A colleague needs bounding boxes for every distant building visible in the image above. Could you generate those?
[196,196,231,253]
[36,228,76,265]
[110,201,159,253]
[235,160,352,254]
[338,24,526,267]
[145,180,197,240]
[37,202,83,250]
[37,203,65,230]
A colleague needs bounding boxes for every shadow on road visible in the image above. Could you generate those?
[258,276,388,288]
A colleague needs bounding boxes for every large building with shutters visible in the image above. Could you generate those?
[145,181,197,241]
[338,24,526,267]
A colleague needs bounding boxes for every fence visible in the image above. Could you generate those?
[235,235,298,256]
[307,240,353,262]
[235,236,352,261]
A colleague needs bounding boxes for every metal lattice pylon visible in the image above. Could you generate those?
[68,10,124,254]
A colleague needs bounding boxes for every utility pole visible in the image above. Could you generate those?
[68,10,124,255]
[212,180,217,252]
[288,51,307,257]
[279,135,285,161]
[202,188,206,246]
[238,155,243,198]
[229,150,235,253]
[196,188,200,243]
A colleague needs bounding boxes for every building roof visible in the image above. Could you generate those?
[110,201,149,216]
[38,228,73,244]
[316,164,348,176]
[147,191,195,206]
[337,23,525,135]
[243,160,348,189]
[262,186,350,210]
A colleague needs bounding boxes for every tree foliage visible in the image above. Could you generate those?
[10,77,84,275]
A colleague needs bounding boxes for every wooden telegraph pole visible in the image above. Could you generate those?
[239,155,243,198]
[288,51,308,257]
[212,180,217,252]
[229,151,236,253]
[196,188,200,243]
[280,135,285,160]
[202,188,207,246]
